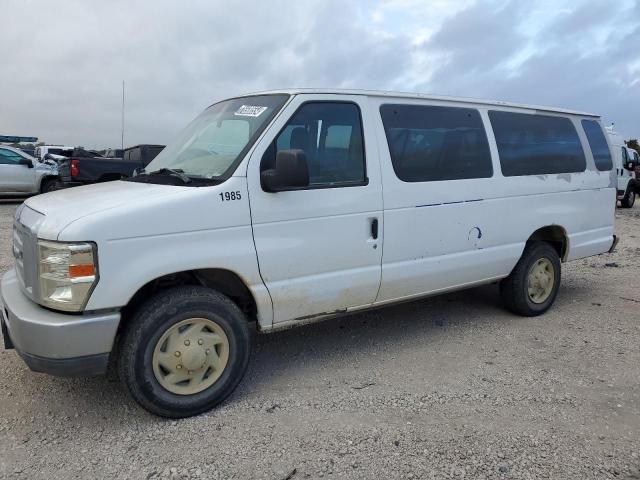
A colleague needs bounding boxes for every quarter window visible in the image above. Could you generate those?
[489,111,586,176]
[379,104,493,182]
[265,102,366,187]
[0,149,24,165]
[581,120,613,171]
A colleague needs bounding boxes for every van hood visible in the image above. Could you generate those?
[25,181,186,240]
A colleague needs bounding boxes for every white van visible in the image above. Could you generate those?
[606,127,638,207]
[1,89,617,417]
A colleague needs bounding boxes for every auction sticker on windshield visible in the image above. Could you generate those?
[235,105,268,117]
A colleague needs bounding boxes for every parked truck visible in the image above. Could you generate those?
[56,145,165,188]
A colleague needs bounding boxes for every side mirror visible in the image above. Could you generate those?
[627,161,637,170]
[18,158,34,168]
[261,149,309,192]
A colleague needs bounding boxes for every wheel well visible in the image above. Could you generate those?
[39,175,58,190]
[121,269,257,325]
[527,226,568,261]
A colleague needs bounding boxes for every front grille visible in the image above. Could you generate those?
[12,224,25,286]
[13,207,43,303]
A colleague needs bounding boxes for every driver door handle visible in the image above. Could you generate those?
[371,218,379,240]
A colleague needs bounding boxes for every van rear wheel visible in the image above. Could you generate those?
[500,242,561,316]
[118,286,250,418]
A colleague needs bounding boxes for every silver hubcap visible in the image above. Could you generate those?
[152,318,229,395]
[527,258,555,304]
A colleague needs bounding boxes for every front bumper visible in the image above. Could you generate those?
[0,269,120,376]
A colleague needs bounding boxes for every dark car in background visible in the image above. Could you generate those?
[123,144,165,165]
[56,144,165,188]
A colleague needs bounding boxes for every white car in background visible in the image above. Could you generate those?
[0,146,60,195]
[606,127,638,208]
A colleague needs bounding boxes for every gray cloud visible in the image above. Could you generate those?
[426,1,528,74]
[419,0,640,135]
[0,0,638,148]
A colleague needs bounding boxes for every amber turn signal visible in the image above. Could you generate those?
[68,264,96,278]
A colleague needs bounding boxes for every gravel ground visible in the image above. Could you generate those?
[0,199,639,479]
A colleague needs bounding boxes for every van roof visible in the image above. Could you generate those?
[240,88,600,118]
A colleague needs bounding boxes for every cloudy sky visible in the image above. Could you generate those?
[1,0,639,148]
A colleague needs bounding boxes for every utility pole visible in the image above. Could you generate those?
[121,80,125,151]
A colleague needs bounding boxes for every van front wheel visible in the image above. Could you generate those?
[500,242,561,317]
[118,286,250,418]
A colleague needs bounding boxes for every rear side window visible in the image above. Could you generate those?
[581,120,613,171]
[265,102,366,187]
[489,111,586,176]
[380,104,492,182]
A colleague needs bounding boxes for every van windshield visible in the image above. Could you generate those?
[143,94,289,180]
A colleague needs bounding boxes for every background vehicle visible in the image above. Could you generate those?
[606,127,638,208]
[56,145,165,187]
[123,144,164,165]
[101,148,124,158]
[632,149,640,187]
[19,147,35,157]
[0,146,60,194]
[34,145,73,161]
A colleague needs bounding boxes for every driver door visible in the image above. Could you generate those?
[246,95,383,325]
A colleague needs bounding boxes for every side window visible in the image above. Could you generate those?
[264,102,366,187]
[128,149,141,163]
[621,147,628,162]
[379,104,492,182]
[581,120,613,171]
[0,149,23,165]
[489,111,586,176]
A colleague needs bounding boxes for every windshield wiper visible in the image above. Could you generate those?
[146,168,192,184]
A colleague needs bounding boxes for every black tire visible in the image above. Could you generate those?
[118,286,251,418]
[40,178,62,193]
[500,242,561,317]
[621,185,635,208]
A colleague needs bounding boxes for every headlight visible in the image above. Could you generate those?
[37,240,98,312]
